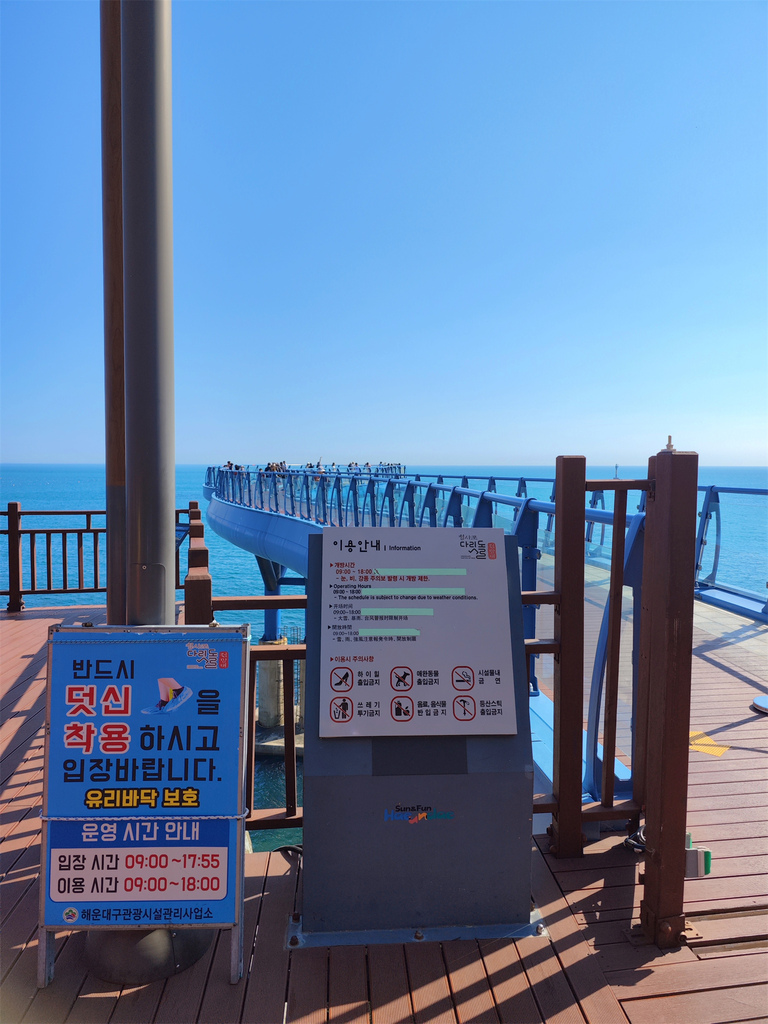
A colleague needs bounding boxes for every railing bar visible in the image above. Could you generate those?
[601,488,627,808]
[585,480,650,491]
[30,533,37,591]
[77,531,85,589]
[521,590,560,605]
[94,532,100,590]
[61,533,69,591]
[246,657,258,829]
[249,645,306,664]
[283,658,298,818]
[46,534,53,592]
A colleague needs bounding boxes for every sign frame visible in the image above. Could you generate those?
[37,624,250,988]
[318,526,518,738]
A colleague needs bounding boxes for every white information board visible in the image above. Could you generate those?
[319,527,517,737]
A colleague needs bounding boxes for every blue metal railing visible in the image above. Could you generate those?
[695,485,768,617]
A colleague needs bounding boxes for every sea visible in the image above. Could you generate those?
[3,462,765,850]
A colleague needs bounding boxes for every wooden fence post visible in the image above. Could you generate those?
[7,502,24,612]
[183,501,213,625]
[638,449,698,947]
[550,456,586,858]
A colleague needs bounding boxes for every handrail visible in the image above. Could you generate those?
[2,503,194,612]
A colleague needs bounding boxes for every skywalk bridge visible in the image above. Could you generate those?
[202,459,768,813]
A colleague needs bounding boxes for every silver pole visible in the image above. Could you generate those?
[121,0,176,626]
[86,5,212,989]
[100,0,127,625]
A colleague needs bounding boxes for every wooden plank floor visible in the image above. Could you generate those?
[1,603,766,1024]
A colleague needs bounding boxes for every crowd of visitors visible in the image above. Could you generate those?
[221,460,404,477]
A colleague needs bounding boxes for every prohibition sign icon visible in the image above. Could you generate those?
[453,695,476,721]
[330,667,353,691]
[391,696,414,722]
[390,667,413,690]
[330,696,354,722]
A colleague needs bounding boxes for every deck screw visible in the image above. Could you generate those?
[292,913,301,923]
[414,931,424,941]
[536,924,545,936]
[289,935,300,947]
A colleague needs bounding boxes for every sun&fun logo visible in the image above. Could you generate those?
[384,804,455,824]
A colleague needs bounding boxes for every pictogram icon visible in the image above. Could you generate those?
[330,667,353,691]
[391,696,414,722]
[390,666,413,690]
[330,696,354,722]
[453,695,476,721]
[452,667,474,690]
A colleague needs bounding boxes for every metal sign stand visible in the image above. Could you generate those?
[298,529,538,945]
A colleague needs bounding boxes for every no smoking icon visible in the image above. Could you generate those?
[452,667,474,690]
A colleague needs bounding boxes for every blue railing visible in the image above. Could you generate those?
[695,485,768,618]
[205,464,767,629]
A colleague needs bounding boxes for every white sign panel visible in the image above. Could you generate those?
[319,528,517,737]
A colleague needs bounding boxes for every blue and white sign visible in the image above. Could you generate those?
[40,626,249,929]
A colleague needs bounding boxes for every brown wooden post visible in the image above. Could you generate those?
[7,502,24,612]
[639,449,698,947]
[601,486,628,807]
[550,456,586,857]
[632,456,656,812]
[183,502,213,624]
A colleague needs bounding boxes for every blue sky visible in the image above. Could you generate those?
[1,1,766,467]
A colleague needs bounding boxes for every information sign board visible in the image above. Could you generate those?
[319,527,517,737]
[40,626,248,932]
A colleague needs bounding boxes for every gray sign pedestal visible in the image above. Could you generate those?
[296,533,537,946]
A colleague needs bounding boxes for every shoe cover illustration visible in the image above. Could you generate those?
[141,676,193,715]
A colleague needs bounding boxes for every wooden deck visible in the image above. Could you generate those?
[2,604,766,1024]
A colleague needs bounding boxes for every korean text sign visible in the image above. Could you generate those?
[319,527,518,737]
[41,627,248,928]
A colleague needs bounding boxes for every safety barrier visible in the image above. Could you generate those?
[2,503,192,613]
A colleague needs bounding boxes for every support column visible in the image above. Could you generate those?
[86,2,211,987]
[122,0,176,627]
[100,0,126,625]
[6,502,24,612]
[256,557,286,729]
[550,456,586,858]
[639,449,698,947]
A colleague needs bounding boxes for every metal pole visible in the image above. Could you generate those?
[100,0,127,625]
[86,3,212,988]
[121,0,176,626]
